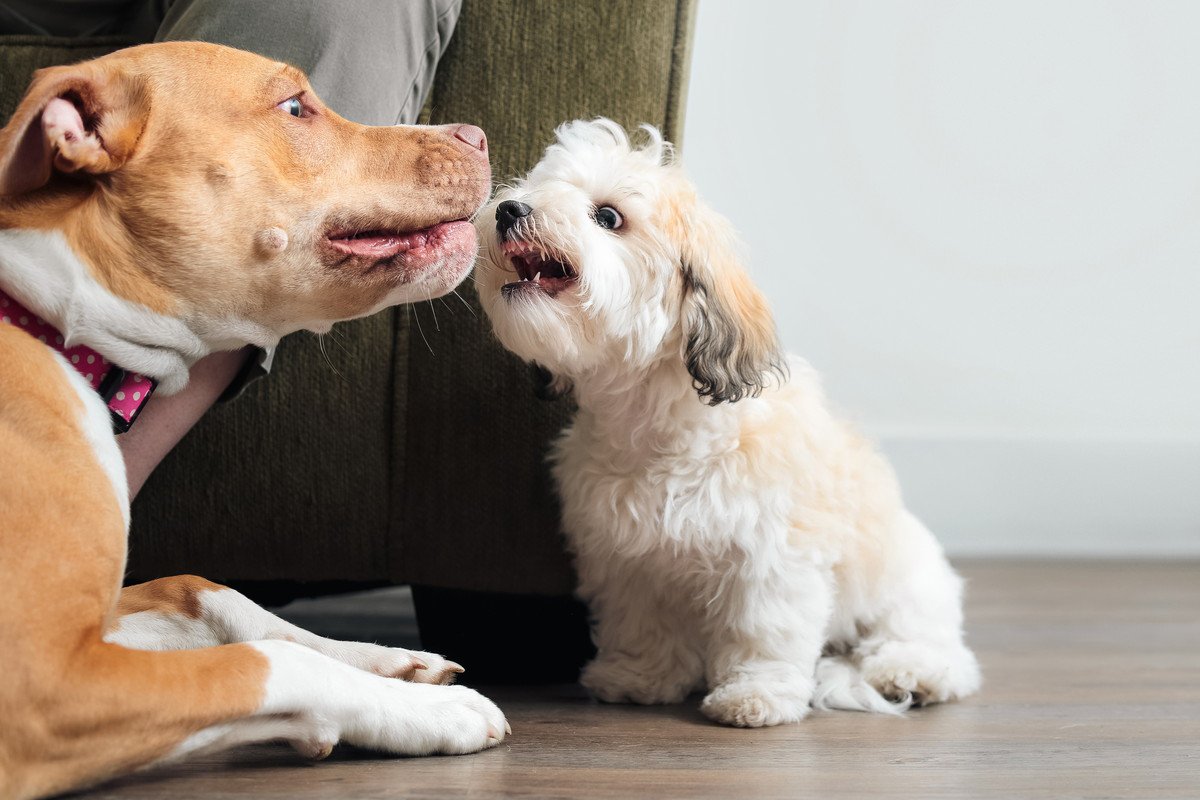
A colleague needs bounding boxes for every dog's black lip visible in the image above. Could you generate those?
[501,271,578,299]
[501,280,543,298]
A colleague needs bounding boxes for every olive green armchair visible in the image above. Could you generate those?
[0,0,696,676]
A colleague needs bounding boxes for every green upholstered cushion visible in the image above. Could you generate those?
[0,36,132,118]
[398,0,697,593]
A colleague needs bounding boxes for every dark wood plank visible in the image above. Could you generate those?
[85,561,1200,799]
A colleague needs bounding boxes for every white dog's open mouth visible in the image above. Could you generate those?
[500,240,578,298]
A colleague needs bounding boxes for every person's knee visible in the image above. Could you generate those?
[157,0,463,125]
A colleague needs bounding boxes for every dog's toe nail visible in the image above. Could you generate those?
[448,661,465,674]
[292,739,335,760]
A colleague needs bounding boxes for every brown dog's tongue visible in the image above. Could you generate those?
[328,227,433,258]
[325,220,480,271]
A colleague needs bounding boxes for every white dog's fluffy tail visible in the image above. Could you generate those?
[812,657,909,715]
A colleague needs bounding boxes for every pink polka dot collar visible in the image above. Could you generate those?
[1,287,156,433]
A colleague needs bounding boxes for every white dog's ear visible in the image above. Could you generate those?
[678,206,786,405]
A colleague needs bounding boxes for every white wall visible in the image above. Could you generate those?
[683,1,1200,556]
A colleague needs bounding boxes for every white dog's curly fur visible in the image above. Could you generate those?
[475,119,981,727]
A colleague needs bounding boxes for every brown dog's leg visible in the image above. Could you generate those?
[4,639,269,799]
[0,336,504,800]
[5,632,506,800]
[110,576,464,684]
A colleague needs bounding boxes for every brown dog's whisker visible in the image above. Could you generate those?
[315,332,345,378]
[450,289,478,318]
[410,303,435,355]
[427,292,440,332]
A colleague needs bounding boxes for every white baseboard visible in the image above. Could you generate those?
[879,436,1200,558]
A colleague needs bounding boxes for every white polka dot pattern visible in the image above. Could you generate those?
[0,288,155,428]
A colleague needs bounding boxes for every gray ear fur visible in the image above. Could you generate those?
[681,259,786,405]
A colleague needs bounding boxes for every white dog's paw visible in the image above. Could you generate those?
[700,679,812,728]
[344,682,509,756]
[859,640,981,707]
[324,641,465,685]
[580,655,695,705]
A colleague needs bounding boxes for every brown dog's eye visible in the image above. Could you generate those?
[594,206,623,230]
[277,96,305,118]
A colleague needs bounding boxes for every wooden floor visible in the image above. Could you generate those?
[86,561,1199,799]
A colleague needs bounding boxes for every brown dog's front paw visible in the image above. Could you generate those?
[402,650,466,685]
[319,641,464,684]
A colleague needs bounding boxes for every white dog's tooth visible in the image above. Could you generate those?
[534,272,541,282]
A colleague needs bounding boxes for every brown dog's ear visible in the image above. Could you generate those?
[0,64,150,196]
[679,205,787,405]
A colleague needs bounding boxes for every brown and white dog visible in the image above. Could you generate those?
[0,43,506,800]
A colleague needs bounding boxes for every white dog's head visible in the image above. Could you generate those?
[475,119,784,404]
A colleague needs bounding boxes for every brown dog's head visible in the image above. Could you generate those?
[0,42,490,339]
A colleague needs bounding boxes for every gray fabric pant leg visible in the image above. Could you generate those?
[0,0,460,125]
[155,0,461,125]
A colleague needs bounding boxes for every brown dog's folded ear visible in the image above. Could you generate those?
[0,64,150,196]
[680,208,787,405]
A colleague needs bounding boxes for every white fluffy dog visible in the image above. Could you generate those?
[475,119,981,727]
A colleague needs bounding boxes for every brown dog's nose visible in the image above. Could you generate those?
[453,125,487,154]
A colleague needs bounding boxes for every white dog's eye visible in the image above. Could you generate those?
[593,205,623,230]
[277,97,304,117]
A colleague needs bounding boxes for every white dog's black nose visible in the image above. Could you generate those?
[496,200,532,233]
